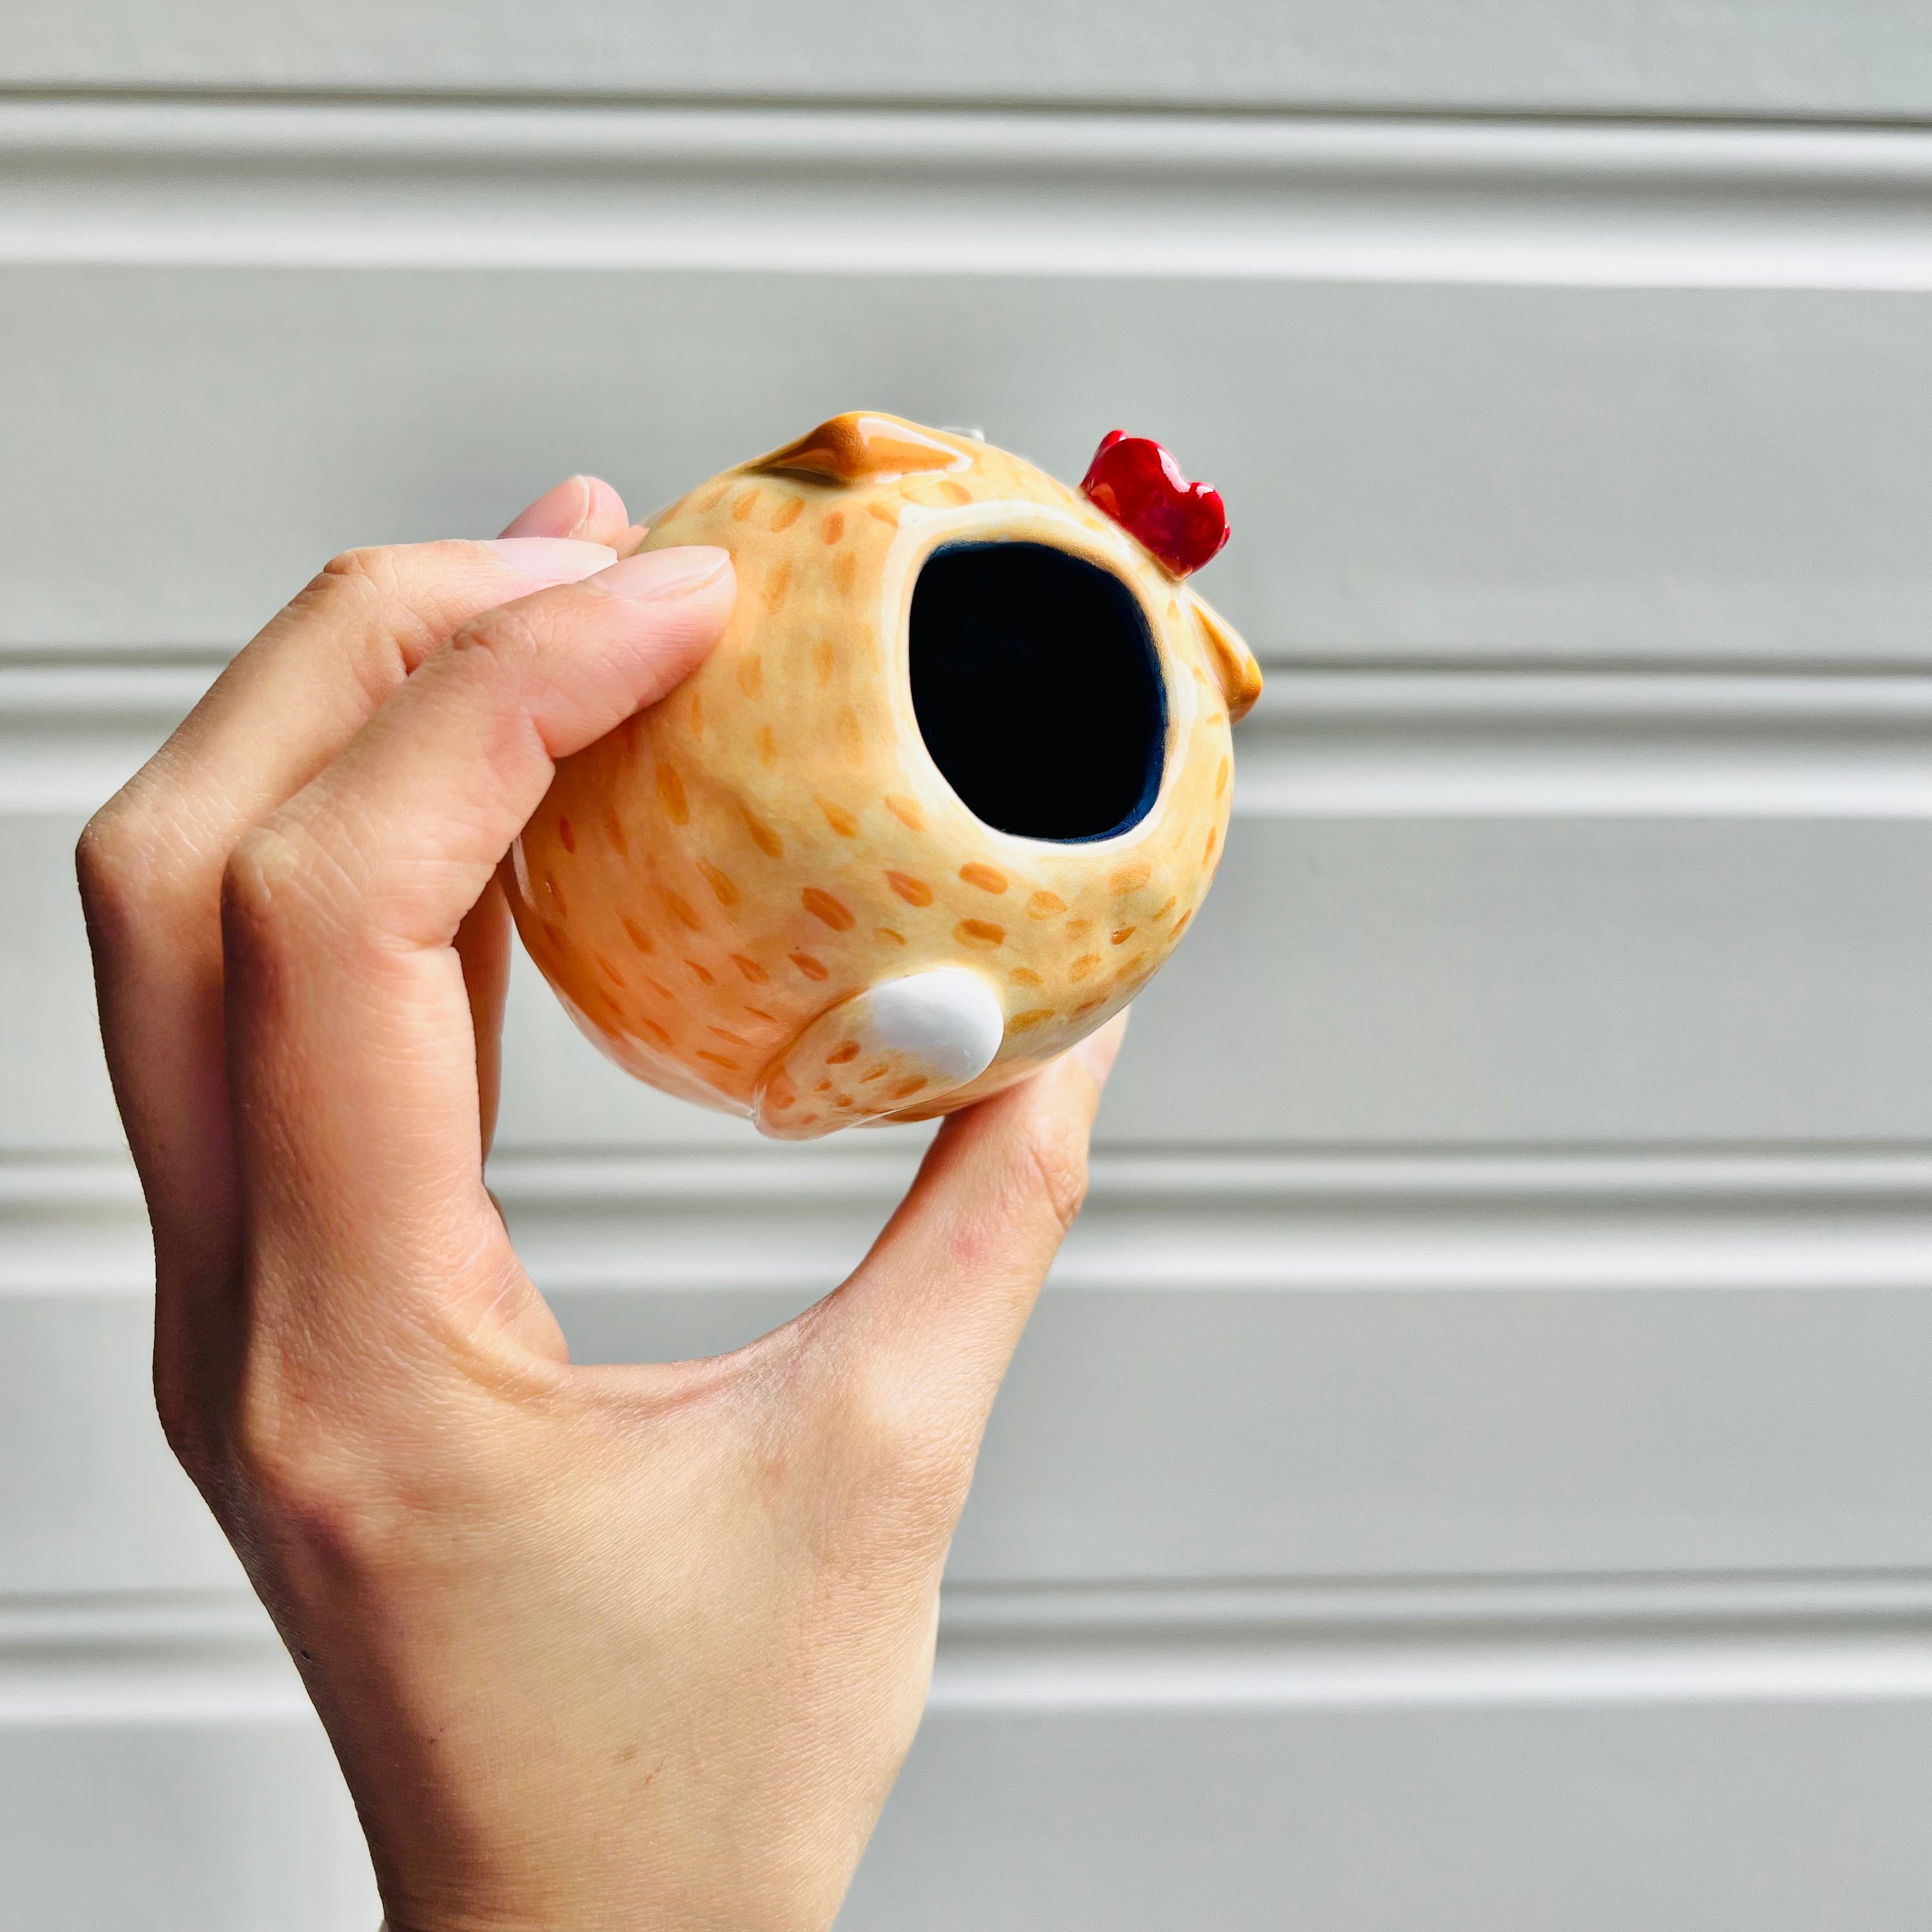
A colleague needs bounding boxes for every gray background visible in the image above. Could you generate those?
[5,5,1932,1925]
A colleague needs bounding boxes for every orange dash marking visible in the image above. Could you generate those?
[802,887,855,931]
[656,763,689,824]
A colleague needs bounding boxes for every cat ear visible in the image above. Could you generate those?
[752,413,972,484]
[1190,592,1262,723]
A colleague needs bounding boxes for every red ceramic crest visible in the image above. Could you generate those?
[1079,431,1229,577]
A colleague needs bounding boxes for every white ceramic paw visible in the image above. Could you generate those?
[753,968,1004,1140]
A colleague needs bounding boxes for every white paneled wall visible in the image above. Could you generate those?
[6,10,1932,1926]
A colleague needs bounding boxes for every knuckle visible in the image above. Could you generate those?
[841,1362,928,1464]
[75,788,177,920]
[229,1377,392,1561]
[220,824,288,925]
[278,548,390,638]
[229,1386,313,1502]
[155,1392,236,1521]
[220,822,325,961]
[286,546,438,686]
[153,1342,243,1529]
[833,1360,972,1526]
[73,799,148,928]
[1015,1112,1092,1236]
[450,599,546,679]
[444,608,565,765]
[152,1369,215,1483]
[316,544,404,606]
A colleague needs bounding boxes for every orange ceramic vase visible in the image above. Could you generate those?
[506,413,1261,1138]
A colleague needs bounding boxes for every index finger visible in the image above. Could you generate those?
[220,547,737,1347]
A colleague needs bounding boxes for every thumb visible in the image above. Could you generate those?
[808,1010,1128,1448]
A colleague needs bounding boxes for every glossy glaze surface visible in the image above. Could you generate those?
[507,413,1261,1136]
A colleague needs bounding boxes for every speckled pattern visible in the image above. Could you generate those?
[506,413,1262,1137]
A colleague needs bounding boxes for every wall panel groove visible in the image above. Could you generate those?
[15,661,1932,816]
[10,1,1932,121]
[15,1145,1932,1309]
[10,99,1932,286]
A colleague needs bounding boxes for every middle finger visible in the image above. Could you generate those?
[84,503,629,1375]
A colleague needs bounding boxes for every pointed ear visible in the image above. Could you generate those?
[1189,592,1263,723]
[752,413,970,483]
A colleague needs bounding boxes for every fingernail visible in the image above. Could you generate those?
[482,537,617,582]
[1073,1008,1131,1085]
[498,475,592,539]
[586,546,733,601]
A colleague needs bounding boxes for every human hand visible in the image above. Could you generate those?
[76,473,1124,1932]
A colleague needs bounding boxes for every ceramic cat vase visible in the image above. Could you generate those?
[506,413,1261,1138]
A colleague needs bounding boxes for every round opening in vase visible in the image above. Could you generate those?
[909,541,1167,844]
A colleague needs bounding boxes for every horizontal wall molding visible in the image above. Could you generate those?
[457,1144,1932,1299]
[491,1144,1932,1214]
[11,1570,1932,1724]
[12,0,1932,123]
[12,657,1932,817]
[20,1141,1932,1211]
[0,1593,305,1726]
[1239,671,1932,817]
[10,98,1932,286]
[935,1570,1932,1710]
[10,1145,1932,1299]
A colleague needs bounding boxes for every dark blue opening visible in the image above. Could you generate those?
[908,542,1167,843]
